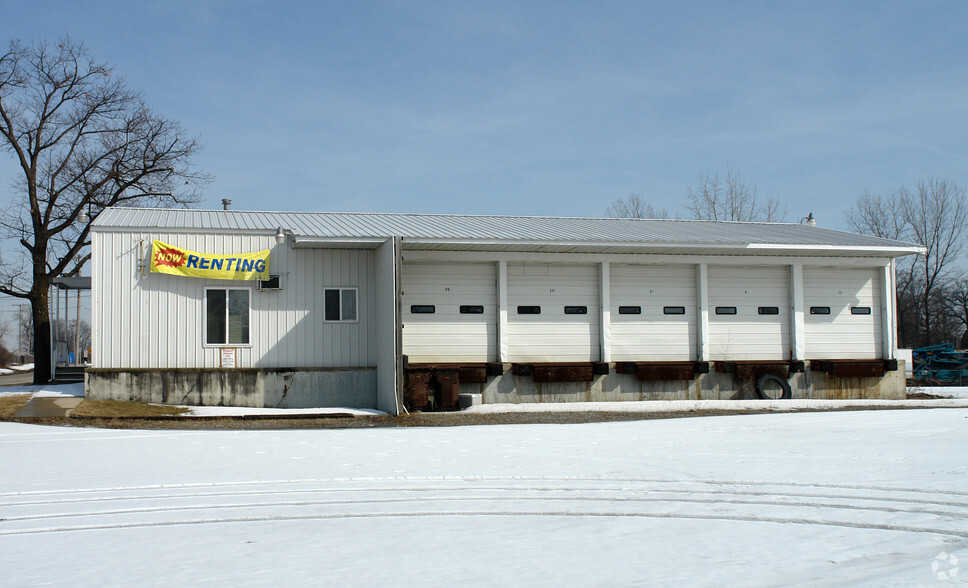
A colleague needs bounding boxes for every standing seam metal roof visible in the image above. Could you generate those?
[92,208,922,253]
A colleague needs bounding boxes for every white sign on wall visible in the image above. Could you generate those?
[220,347,237,368]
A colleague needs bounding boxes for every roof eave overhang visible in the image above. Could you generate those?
[290,235,388,249]
[400,238,926,257]
[745,243,925,256]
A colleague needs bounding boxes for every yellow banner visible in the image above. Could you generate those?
[150,240,269,281]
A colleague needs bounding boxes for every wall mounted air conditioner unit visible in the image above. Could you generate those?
[259,274,282,291]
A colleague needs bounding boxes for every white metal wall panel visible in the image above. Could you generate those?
[91,231,375,369]
[609,264,697,361]
[803,266,882,359]
[507,262,600,362]
[400,262,497,362]
[707,265,790,361]
[375,238,401,414]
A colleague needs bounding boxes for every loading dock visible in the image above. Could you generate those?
[707,265,790,361]
[506,262,600,362]
[803,266,882,359]
[609,264,697,362]
[401,261,497,362]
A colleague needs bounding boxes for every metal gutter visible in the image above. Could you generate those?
[400,237,925,258]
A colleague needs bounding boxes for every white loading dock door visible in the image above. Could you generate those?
[803,266,882,359]
[610,264,697,361]
[401,262,497,362]
[507,262,600,362]
[707,265,790,361]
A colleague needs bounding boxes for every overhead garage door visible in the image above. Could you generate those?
[401,262,497,362]
[507,262,600,362]
[610,264,697,361]
[708,265,790,361]
[803,266,882,359]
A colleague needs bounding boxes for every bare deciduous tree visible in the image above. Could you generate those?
[845,179,968,347]
[845,190,908,241]
[845,189,920,344]
[939,278,968,348]
[50,318,91,356]
[0,37,209,383]
[685,168,785,222]
[605,194,668,219]
[17,304,32,356]
[904,179,968,341]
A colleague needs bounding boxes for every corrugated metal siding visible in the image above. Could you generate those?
[401,262,497,362]
[803,267,882,359]
[609,264,697,361]
[707,266,791,361]
[507,262,600,362]
[93,208,921,254]
[91,231,375,369]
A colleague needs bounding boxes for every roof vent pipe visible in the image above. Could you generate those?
[221,198,232,211]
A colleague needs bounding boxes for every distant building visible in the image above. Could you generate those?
[87,209,922,414]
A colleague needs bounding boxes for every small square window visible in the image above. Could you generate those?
[517,306,541,314]
[324,288,358,322]
[850,306,872,315]
[758,307,779,315]
[460,305,484,314]
[618,306,641,315]
[564,306,587,315]
[810,306,831,315]
[663,306,686,315]
[410,305,435,314]
[715,307,737,315]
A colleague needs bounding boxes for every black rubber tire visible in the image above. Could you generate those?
[755,373,792,400]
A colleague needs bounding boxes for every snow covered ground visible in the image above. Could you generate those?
[913,386,968,399]
[1,409,966,586]
[0,364,32,376]
[469,397,968,413]
[0,382,84,398]
[5,382,968,417]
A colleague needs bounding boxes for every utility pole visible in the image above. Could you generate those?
[74,289,80,365]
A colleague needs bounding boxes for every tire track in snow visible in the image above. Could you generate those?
[3,484,967,510]
[4,475,968,498]
[2,510,968,539]
[3,477,966,540]
[3,493,967,523]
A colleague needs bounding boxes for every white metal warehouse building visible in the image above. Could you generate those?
[86,208,922,414]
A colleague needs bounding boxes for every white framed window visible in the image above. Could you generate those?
[324,287,358,322]
[205,287,251,345]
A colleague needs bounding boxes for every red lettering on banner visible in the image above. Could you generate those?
[155,247,187,268]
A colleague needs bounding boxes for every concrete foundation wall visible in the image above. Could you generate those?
[86,368,377,409]
[89,362,904,410]
[458,362,905,404]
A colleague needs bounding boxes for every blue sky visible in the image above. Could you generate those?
[1,0,966,230]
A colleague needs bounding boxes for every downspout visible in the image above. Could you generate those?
[394,236,404,414]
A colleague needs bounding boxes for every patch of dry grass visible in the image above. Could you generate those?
[70,399,190,418]
[907,392,953,399]
[0,394,32,417]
